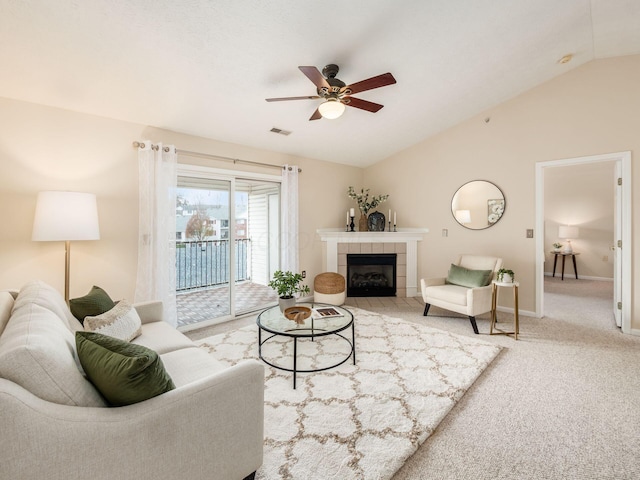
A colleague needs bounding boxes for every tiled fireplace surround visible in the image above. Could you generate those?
[317,229,428,298]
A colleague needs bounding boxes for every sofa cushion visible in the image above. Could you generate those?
[446,263,492,288]
[160,346,226,388]
[424,284,470,307]
[132,320,195,354]
[84,300,142,342]
[76,331,175,406]
[13,280,83,332]
[0,302,106,407]
[69,285,116,324]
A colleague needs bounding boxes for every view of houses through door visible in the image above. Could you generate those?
[175,167,280,329]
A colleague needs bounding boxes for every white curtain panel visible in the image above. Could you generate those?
[280,165,299,273]
[135,142,178,327]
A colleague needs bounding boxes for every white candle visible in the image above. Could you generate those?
[394,211,397,224]
[388,209,391,221]
[346,211,349,224]
[350,208,355,217]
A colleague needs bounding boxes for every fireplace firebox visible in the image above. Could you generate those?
[347,253,397,297]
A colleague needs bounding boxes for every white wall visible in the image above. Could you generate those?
[0,97,363,301]
[544,161,615,279]
[2,55,638,329]
[365,55,639,328]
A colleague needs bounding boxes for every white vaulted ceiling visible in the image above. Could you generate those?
[1,0,639,167]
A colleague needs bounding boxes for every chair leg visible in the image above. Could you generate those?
[468,316,479,334]
[423,303,431,316]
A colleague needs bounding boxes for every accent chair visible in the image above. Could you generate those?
[421,254,503,334]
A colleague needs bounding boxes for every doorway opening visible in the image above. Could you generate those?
[535,151,631,334]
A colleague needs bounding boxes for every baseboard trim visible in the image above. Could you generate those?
[495,306,536,318]
[543,272,613,282]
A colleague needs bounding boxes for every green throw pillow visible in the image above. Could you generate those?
[75,331,175,406]
[445,263,493,288]
[69,286,116,324]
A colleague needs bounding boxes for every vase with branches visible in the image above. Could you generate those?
[348,186,389,231]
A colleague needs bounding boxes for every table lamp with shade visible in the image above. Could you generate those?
[558,225,579,254]
[32,191,100,303]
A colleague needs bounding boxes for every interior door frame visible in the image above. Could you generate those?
[534,151,631,334]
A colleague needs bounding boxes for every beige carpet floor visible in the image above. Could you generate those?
[186,277,640,479]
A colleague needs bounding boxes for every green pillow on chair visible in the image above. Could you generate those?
[445,263,493,288]
[75,331,175,406]
[69,286,116,324]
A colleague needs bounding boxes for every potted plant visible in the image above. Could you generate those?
[496,268,514,283]
[268,270,311,311]
[552,242,562,252]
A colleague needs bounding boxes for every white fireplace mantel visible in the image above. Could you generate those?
[317,228,428,297]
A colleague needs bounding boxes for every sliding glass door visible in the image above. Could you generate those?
[175,167,280,328]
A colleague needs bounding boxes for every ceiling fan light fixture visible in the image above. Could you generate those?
[318,99,345,119]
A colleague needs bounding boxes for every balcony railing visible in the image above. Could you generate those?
[176,239,250,292]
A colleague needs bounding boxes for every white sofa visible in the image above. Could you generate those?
[0,280,264,480]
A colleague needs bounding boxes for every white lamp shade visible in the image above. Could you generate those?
[558,225,579,239]
[318,99,346,119]
[32,191,100,241]
[455,210,471,224]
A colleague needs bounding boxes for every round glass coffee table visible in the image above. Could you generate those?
[256,303,355,389]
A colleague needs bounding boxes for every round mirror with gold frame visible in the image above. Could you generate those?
[451,180,505,230]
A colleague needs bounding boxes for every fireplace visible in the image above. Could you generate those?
[347,253,396,297]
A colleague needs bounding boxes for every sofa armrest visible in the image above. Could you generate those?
[0,360,265,480]
[133,300,164,324]
[421,277,446,289]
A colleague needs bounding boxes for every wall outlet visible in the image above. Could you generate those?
[526,229,534,238]
[442,229,448,237]
[301,270,306,278]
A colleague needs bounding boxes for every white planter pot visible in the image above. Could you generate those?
[278,296,296,312]
[500,274,513,283]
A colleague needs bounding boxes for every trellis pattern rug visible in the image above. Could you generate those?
[197,307,501,480]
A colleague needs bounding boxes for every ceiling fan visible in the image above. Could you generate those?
[266,64,397,121]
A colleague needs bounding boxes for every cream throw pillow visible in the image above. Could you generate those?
[83,300,142,342]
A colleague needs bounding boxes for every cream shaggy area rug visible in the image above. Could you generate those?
[197,307,501,480]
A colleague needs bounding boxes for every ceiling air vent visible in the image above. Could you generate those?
[270,127,291,136]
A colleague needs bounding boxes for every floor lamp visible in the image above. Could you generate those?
[32,191,100,303]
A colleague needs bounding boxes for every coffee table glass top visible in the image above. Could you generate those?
[257,303,353,337]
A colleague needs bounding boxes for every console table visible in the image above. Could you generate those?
[551,252,580,280]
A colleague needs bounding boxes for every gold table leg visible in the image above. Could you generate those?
[490,282,519,340]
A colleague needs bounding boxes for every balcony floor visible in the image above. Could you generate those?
[177,281,425,329]
[177,281,277,327]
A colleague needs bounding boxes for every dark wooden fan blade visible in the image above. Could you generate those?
[299,66,330,89]
[345,72,396,95]
[309,108,323,121]
[266,95,320,102]
[344,96,384,113]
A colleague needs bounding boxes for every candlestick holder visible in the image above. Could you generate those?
[349,216,355,232]
[388,221,391,232]
[393,224,397,232]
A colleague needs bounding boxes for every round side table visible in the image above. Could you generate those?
[490,281,519,340]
